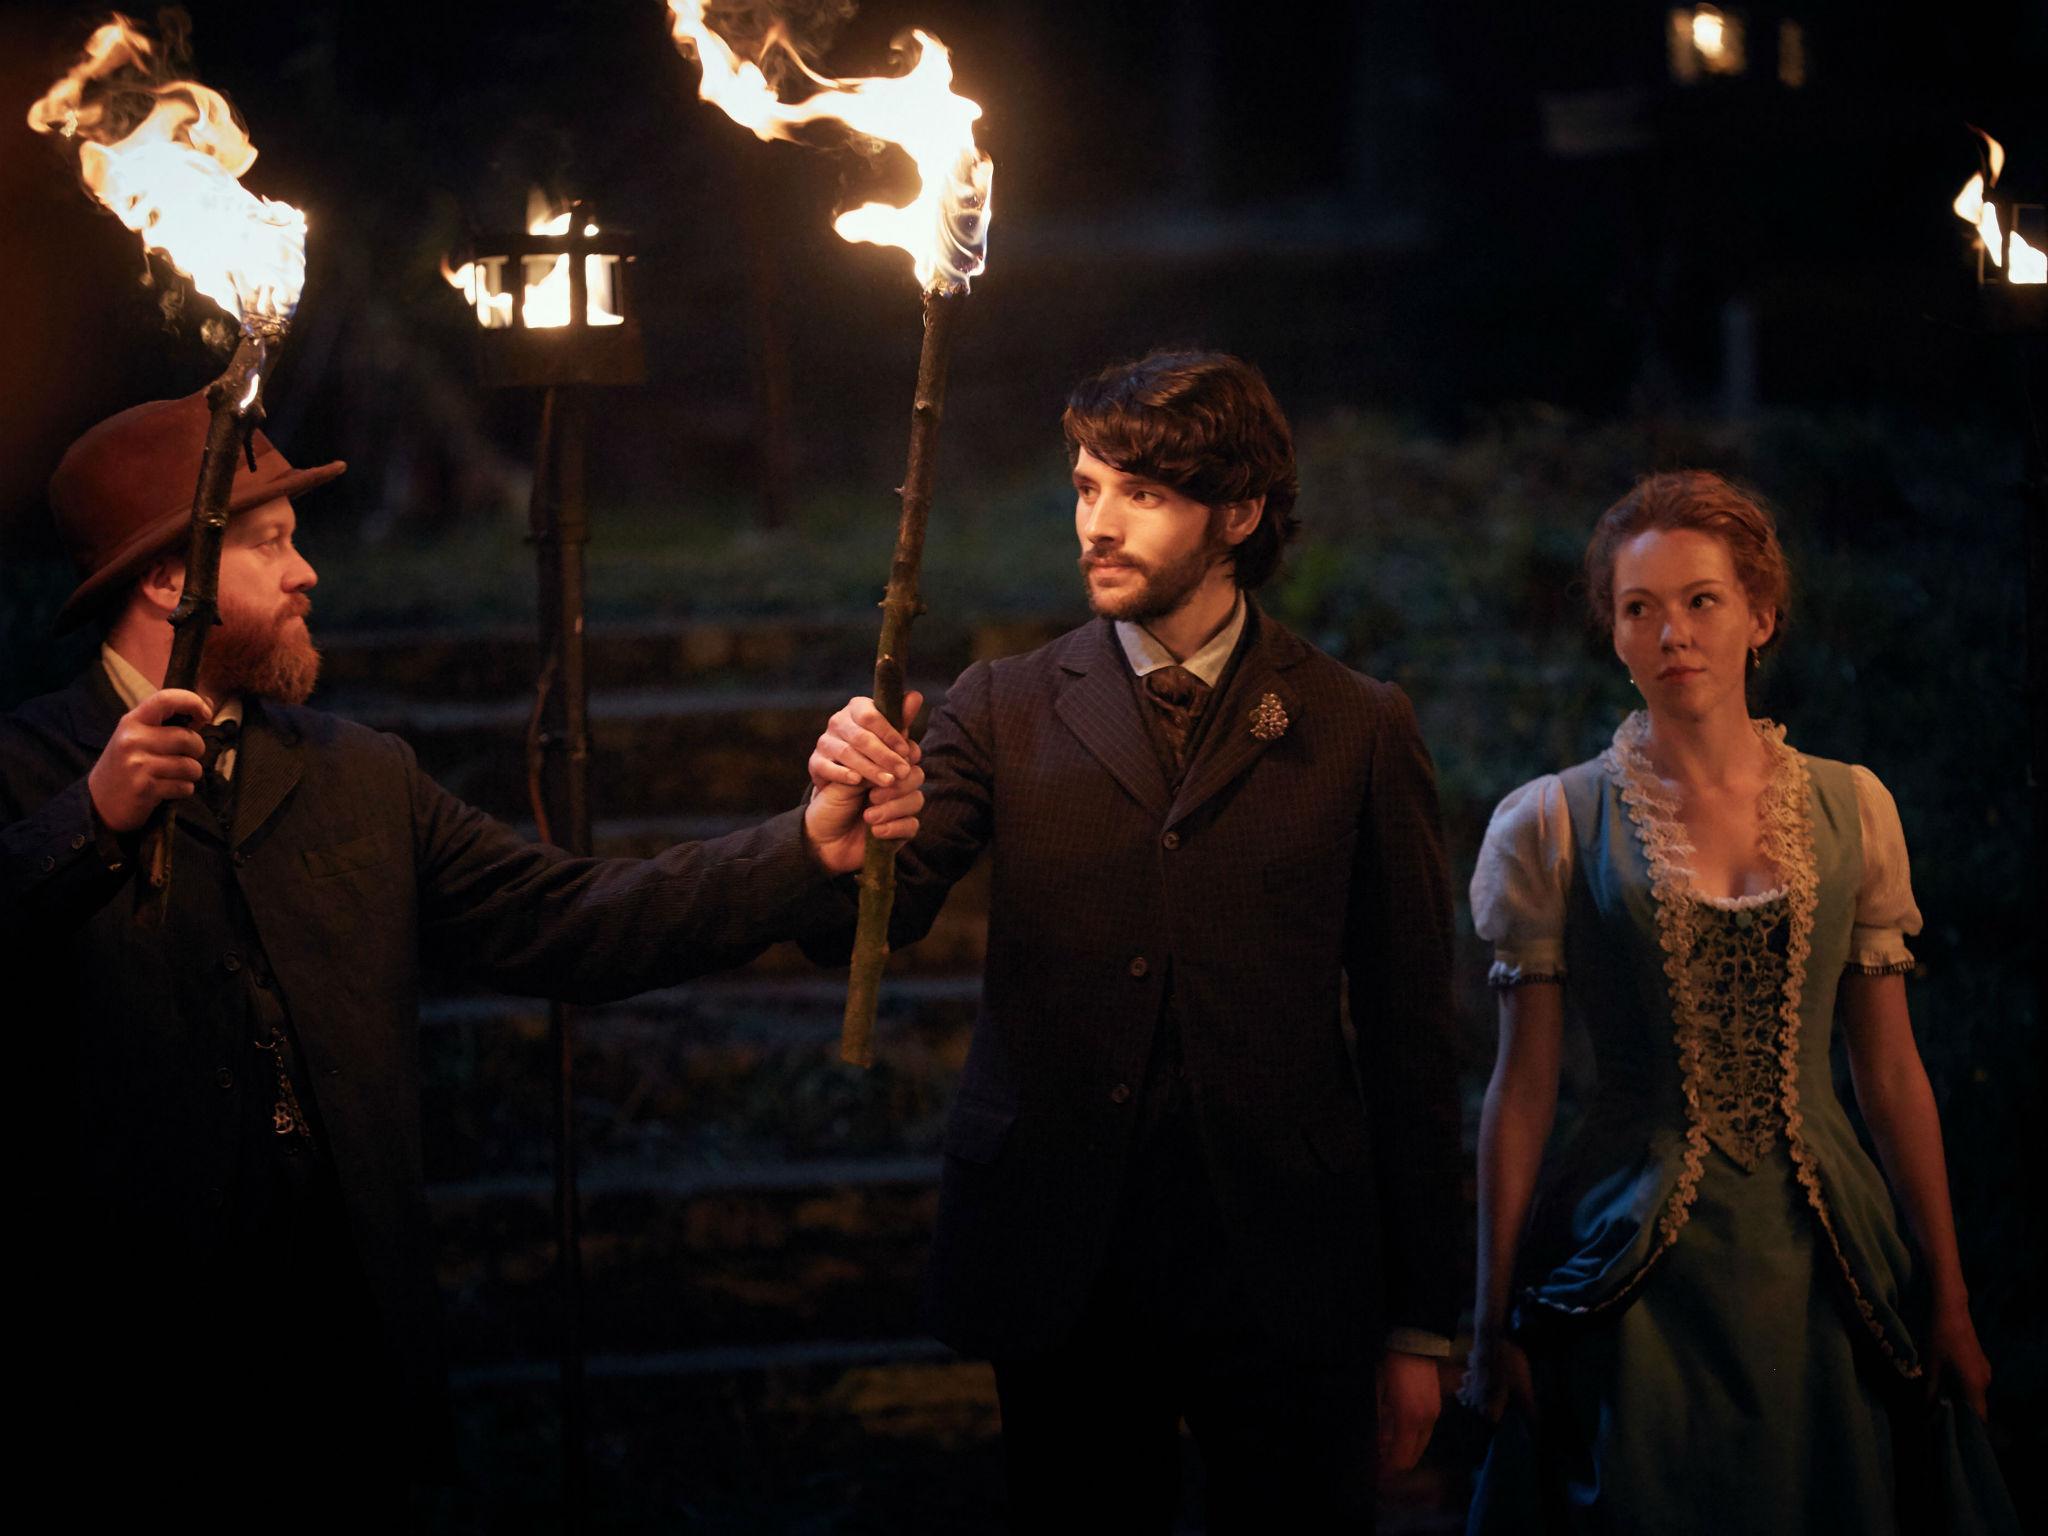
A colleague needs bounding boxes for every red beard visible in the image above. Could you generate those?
[202,594,320,706]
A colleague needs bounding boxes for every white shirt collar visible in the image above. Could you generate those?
[101,644,243,729]
[1114,592,1246,687]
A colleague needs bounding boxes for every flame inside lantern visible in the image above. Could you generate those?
[442,191,626,329]
[1953,130,2047,285]
[26,17,307,329]
[666,1,992,295]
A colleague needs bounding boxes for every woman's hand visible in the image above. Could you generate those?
[1924,1298,1992,1421]
[1459,1329,1536,1425]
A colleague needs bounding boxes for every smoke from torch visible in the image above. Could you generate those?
[667,2,991,1065]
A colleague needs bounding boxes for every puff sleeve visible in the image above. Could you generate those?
[1847,764,1922,974]
[1470,774,1573,987]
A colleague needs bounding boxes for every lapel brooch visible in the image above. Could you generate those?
[1249,692,1289,742]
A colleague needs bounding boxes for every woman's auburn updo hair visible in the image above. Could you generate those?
[1584,470,1792,654]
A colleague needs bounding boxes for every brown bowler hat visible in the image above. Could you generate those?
[49,389,346,633]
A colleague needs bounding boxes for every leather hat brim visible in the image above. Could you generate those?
[55,458,345,634]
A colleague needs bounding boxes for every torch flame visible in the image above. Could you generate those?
[666,1,992,295]
[1953,129,2046,285]
[26,17,307,330]
[441,190,625,329]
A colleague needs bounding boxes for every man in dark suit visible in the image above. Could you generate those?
[810,351,1461,1531]
[0,391,923,1509]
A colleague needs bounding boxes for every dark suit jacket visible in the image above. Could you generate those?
[812,605,1462,1363]
[1,667,844,1427]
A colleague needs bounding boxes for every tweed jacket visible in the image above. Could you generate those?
[819,604,1462,1362]
[1,667,846,1422]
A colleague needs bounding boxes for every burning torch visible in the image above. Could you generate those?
[666,2,993,1066]
[28,17,308,919]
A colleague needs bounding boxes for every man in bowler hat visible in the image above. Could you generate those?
[808,352,1461,1530]
[0,391,923,1506]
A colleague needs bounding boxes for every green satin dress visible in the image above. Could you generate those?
[1467,718,2016,1536]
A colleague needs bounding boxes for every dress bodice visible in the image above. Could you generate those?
[1690,894,1793,1171]
[1477,714,1925,1378]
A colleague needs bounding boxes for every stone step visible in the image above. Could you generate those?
[433,1157,944,1362]
[446,1353,1008,1531]
[420,983,977,1185]
[314,614,1067,703]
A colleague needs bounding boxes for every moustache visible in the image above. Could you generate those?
[1080,553,1147,575]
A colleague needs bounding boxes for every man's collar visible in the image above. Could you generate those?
[1114,592,1246,686]
[100,643,243,727]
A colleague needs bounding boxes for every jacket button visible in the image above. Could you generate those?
[1109,1083,1132,1104]
[1162,831,1180,850]
[1128,956,1149,978]
[39,855,54,872]
[232,850,249,867]
[215,1068,233,1089]
[222,952,242,973]
[70,833,88,850]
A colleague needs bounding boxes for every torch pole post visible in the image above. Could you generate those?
[841,289,962,1067]
[138,326,282,925]
[527,384,592,1527]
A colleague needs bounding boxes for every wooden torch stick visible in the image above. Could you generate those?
[840,289,963,1066]
[137,325,282,925]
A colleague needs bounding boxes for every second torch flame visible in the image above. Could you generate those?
[666,0,992,295]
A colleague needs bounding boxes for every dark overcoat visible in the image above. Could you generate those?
[1,667,843,1431]
[817,605,1463,1362]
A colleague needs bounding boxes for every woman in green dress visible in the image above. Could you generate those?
[1461,471,2015,1534]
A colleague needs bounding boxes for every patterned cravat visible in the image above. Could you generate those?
[1142,665,1211,771]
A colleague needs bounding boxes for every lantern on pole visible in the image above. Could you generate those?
[444,188,645,1526]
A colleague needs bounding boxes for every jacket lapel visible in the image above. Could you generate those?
[64,668,125,753]
[1052,622,1171,817]
[1166,604,1306,831]
[230,700,304,849]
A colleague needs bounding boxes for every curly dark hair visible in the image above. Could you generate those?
[1061,350,1301,590]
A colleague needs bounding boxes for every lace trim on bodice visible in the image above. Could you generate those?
[1547,713,1918,1376]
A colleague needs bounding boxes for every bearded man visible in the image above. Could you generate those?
[0,390,922,1508]
[807,352,1461,1531]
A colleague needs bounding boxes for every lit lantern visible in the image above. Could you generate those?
[1953,131,2046,289]
[445,190,646,388]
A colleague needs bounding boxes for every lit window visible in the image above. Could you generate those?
[1668,6,1748,83]
[1778,20,1807,89]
